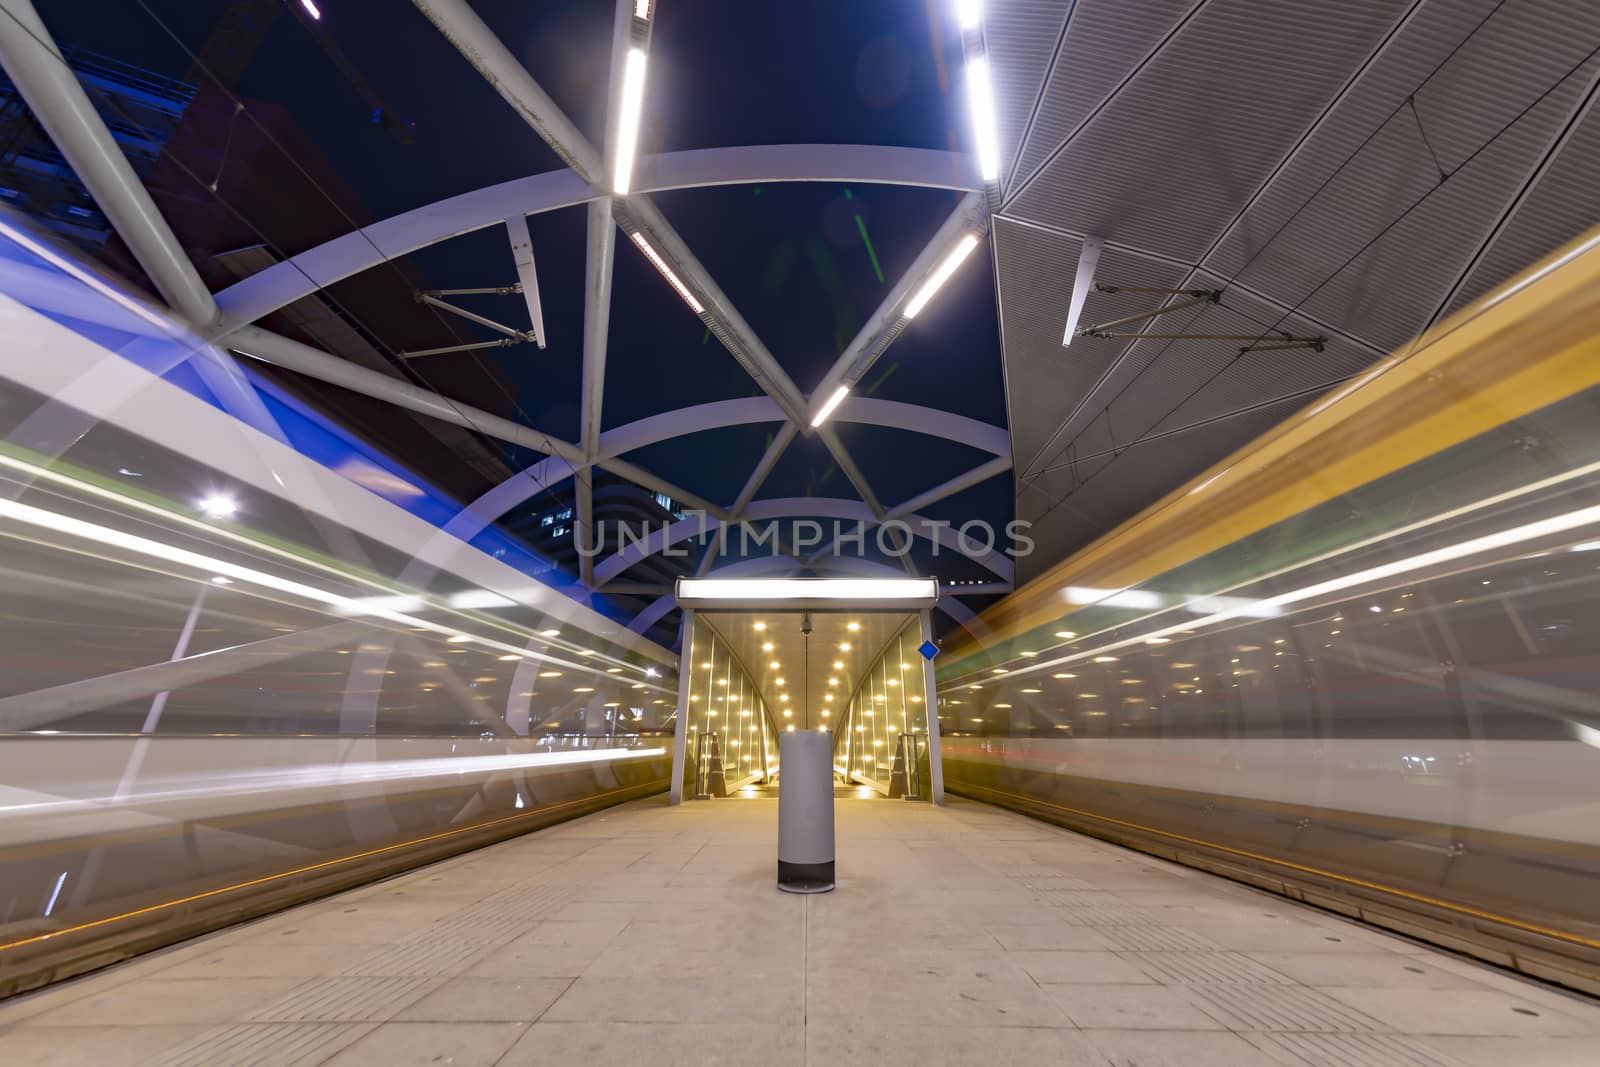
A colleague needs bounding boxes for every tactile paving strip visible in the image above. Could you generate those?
[1031,890,1126,908]
[1054,905,1163,927]
[1244,1031,1463,1066]
[151,1022,369,1066]
[245,975,435,1023]
[1123,951,1298,985]
[342,937,490,976]
[1190,984,1388,1033]
[1095,925,1224,952]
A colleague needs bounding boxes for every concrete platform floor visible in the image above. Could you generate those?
[3,793,1600,1066]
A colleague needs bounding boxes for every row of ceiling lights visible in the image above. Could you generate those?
[605,3,994,431]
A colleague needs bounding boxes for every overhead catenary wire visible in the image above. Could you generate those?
[61,1,582,517]
[1026,9,1600,532]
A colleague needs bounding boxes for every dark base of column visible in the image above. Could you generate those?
[777,859,835,894]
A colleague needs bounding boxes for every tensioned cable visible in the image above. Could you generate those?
[1027,17,1599,531]
[1,1,583,523]
[1024,0,1510,483]
[131,0,583,515]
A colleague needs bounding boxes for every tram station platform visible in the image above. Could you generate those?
[2,795,1597,1067]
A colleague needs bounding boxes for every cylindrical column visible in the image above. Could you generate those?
[777,730,835,893]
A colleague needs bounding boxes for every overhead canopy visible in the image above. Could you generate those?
[983,0,1600,579]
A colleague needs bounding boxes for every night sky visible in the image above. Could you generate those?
[41,0,1010,579]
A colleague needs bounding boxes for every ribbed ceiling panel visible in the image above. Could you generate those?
[1008,0,1200,189]
[1007,0,1406,262]
[984,0,1075,193]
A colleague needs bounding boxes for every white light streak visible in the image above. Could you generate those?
[44,871,67,916]
[447,589,516,609]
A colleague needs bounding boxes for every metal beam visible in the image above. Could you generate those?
[417,292,528,339]
[668,607,694,804]
[411,0,859,531]
[729,423,797,518]
[0,0,219,328]
[885,456,1013,521]
[229,323,722,521]
[590,497,1014,586]
[212,145,977,331]
[401,337,523,360]
[504,214,547,348]
[808,192,989,404]
[577,198,616,589]
[412,0,601,179]
[623,198,812,428]
[918,608,945,804]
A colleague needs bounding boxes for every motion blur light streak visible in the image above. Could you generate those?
[0,748,668,816]
[446,589,516,609]
[971,503,1600,684]
[1065,586,1163,610]
[0,497,664,689]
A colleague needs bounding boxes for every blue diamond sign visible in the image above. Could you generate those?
[917,640,939,661]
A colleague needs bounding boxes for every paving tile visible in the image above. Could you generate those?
[1010,950,1158,984]
[322,1022,528,1066]
[159,943,359,979]
[1321,987,1600,1037]
[806,1022,1102,1065]
[1245,951,1489,990]
[1083,1029,1285,1065]
[9,793,1600,1065]
[542,974,803,1024]
[986,922,1115,951]
[148,1022,374,1066]
[391,977,571,1022]
[1048,984,1228,1030]
[1419,1035,1600,1066]
[498,1021,802,1066]
[0,1024,205,1065]
[16,978,301,1027]
[807,954,1070,1027]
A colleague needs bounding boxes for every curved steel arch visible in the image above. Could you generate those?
[416,395,1009,552]
[212,144,980,334]
[593,496,1014,586]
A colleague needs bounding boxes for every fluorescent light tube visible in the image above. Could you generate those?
[811,385,850,428]
[677,577,939,605]
[966,55,999,181]
[614,48,648,194]
[957,0,982,30]
[630,232,705,314]
[905,233,979,319]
